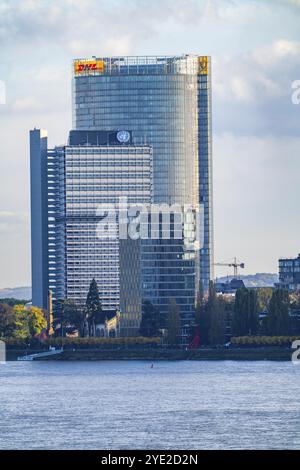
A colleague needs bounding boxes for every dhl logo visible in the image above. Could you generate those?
[74,60,105,75]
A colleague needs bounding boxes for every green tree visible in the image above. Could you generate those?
[257,287,273,312]
[13,305,47,339]
[139,300,160,337]
[232,287,247,336]
[12,305,30,339]
[62,300,85,337]
[195,281,204,327]
[196,281,216,345]
[166,299,181,347]
[209,296,225,346]
[232,287,259,336]
[267,288,289,336]
[248,290,259,335]
[86,279,103,336]
[27,306,47,336]
[0,303,16,338]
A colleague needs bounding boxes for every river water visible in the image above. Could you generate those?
[0,361,299,449]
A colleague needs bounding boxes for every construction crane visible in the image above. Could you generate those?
[214,257,245,278]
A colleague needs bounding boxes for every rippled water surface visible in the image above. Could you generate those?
[0,361,299,449]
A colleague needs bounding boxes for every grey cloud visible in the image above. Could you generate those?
[0,0,261,52]
[0,0,204,47]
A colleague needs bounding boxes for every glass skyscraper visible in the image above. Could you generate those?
[73,55,214,322]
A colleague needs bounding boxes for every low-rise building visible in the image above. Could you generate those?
[215,279,245,295]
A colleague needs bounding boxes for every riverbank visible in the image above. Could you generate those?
[6,347,293,361]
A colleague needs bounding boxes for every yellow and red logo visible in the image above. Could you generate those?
[74,59,105,75]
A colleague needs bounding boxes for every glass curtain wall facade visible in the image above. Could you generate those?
[73,55,214,321]
[198,57,214,290]
[47,131,152,312]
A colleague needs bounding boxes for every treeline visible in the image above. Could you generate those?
[1,281,298,348]
[194,283,299,345]
[232,286,291,336]
[0,298,29,307]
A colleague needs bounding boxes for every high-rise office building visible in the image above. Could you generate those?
[30,129,49,309]
[73,55,214,321]
[30,129,152,319]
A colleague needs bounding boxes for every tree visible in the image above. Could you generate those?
[204,281,218,344]
[195,281,204,327]
[139,300,160,337]
[0,303,46,339]
[62,300,85,337]
[267,288,289,336]
[27,306,47,337]
[196,281,216,345]
[232,287,247,336]
[257,287,273,312]
[209,297,225,346]
[13,305,47,339]
[0,303,16,338]
[166,299,181,347]
[248,290,259,335]
[232,287,259,336]
[86,279,103,336]
[12,305,30,339]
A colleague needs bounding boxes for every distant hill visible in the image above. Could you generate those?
[216,273,278,288]
[0,287,31,301]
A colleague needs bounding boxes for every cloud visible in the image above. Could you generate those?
[0,0,202,51]
[0,0,273,54]
[252,39,300,67]
[212,39,300,137]
[12,97,40,111]
[230,76,254,102]
[214,39,300,103]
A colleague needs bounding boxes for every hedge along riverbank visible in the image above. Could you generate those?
[26,348,293,361]
[2,336,162,349]
[231,336,300,346]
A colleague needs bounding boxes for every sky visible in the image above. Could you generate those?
[0,0,300,287]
